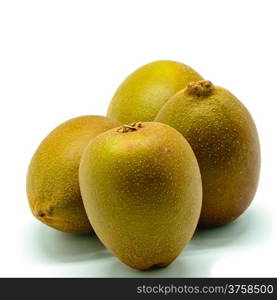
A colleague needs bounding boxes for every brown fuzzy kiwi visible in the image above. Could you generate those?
[79,122,202,270]
[107,60,203,123]
[156,80,261,227]
[26,115,120,234]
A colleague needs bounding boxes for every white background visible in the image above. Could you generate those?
[0,0,276,277]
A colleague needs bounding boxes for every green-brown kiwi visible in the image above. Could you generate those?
[26,115,120,234]
[156,80,260,227]
[107,60,203,123]
[79,122,202,270]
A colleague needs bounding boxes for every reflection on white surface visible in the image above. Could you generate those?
[13,202,274,278]
[30,227,110,263]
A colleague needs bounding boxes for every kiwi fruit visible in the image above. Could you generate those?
[156,80,261,227]
[79,122,202,270]
[107,60,203,123]
[26,115,120,234]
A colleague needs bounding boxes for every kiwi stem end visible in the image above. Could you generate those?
[187,80,214,97]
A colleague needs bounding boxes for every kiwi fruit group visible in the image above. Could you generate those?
[79,122,202,270]
[27,60,261,271]
[107,60,203,123]
[156,80,261,227]
[26,115,120,234]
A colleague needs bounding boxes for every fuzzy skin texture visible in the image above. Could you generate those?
[107,60,203,123]
[156,81,261,227]
[79,122,202,270]
[27,115,120,234]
